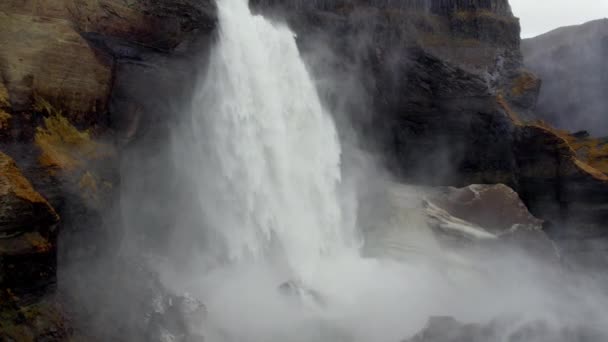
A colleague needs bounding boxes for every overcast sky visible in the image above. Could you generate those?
[510,0,608,38]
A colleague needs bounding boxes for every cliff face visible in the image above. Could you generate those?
[0,0,216,339]
[0,0,607,339]
[252,0,532,185]
[522,19,608,136]
[251,0,608,263]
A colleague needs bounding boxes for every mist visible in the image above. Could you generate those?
[522,18,608,137]
[56,1,608,342]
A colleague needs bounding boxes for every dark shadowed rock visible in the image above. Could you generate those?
[278,280,327,307]
[0,151,59,289]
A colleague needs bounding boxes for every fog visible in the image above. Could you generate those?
[59,1,608,341]
[510,0,608,38]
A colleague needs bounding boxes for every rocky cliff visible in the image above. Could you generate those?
[0,0,215,339]
[1,0,608,340]
[251,0,608,262]
[522,18,608,136]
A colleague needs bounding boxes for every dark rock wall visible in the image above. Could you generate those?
[251,0,531,185]
[251,0,608,264]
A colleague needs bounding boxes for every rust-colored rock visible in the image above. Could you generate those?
[0,151,59,238]
[0,151,59,288]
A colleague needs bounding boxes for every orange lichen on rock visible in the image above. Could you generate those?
[530,120,608,175]
[0,82,10,131]
[574,159,608,181]
[0,82,9,108]
[23,232,52,253]
[453,9,517,23]
[0,152,54,207]
[0,109,11,131]
[496,93,523,125]
[510,72,539,96]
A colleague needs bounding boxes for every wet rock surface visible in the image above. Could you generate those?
[365,182,558,262]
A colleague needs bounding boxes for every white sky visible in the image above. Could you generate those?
[510,0,608,38]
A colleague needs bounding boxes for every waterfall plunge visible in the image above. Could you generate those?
[154,1,597,342]
[180,0,357,281]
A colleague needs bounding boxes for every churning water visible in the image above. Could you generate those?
[189,0,357,278]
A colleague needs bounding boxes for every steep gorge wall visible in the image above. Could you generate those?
[252,0,608,264]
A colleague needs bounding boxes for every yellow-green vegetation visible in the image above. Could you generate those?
[574,159,608,181]
[0,152,56,209]
[510,72,539,96]
[530,120,608,177]
[496,93,523,125]
[453,9,517,23]
[419,32,482,47]
[24,232,52,253]
[0,82,9,108]
[0,82,10,131]
[560,135,608,174]
[34,97,110,171]
[0,109,11,131]
[496,93,608,180]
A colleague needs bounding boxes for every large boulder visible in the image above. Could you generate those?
[424,184,558,261]
[361,182,557,262]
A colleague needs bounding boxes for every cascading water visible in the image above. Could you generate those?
[180,0,357,281]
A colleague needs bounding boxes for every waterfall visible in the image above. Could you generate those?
[178,0,356,280]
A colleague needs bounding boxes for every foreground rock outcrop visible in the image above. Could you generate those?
[361,182,557,264]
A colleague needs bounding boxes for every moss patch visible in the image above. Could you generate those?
[0,82,9,108]
[453,9,517,23]
[0,109,11,131]
[510,72,539,97]
[496,93,523,125]
[34,97,111,172]
[531,120,608,175]
[0,152,55,208]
